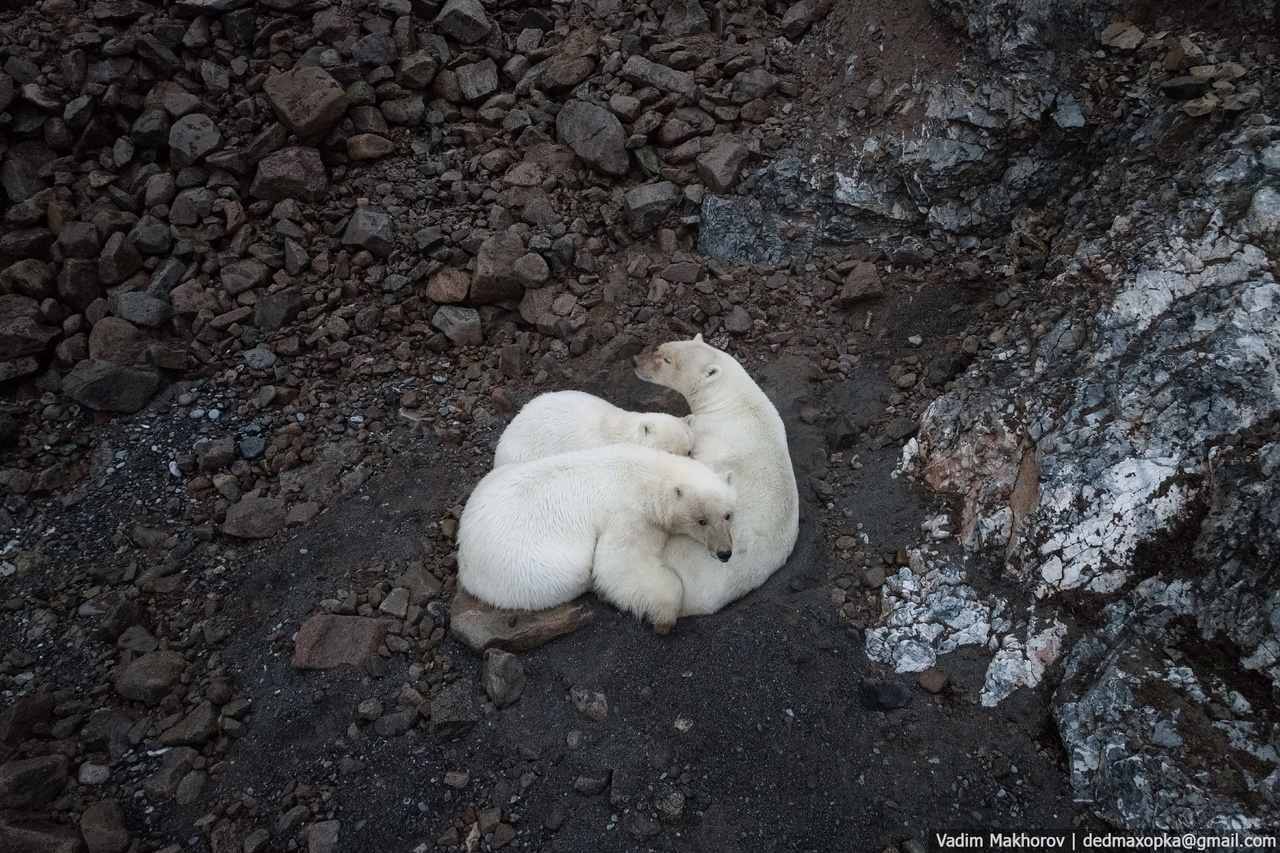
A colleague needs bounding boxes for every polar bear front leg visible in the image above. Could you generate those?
[592,522,685,633]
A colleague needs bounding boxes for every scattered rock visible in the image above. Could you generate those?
[220,495,287,539]
[449,588,593,652]
[430,680,480,740]
[292,615,390,669]
[0,754,68,810]
[482,648,526,708]
[556,101,629,177]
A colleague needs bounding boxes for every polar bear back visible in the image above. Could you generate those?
[457,444,731,612]
[493,390,694,467]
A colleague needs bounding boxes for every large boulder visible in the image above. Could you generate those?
[263,67,350,142]
[63,360,161,413]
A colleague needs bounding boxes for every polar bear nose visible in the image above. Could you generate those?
[716,550,732,562]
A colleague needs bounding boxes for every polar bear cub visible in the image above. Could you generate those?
[457,444,736,631]
[493,390,694,467]
[634,334,799,616]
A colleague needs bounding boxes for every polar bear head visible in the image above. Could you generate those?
[633,334,740,405]
[665,467,737,563]
[635,413,695,457]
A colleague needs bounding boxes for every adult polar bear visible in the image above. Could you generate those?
[457,445,736,632]
[634,334,799,615]
[493,390,693,467]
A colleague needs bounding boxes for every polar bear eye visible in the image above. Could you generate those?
[697,519,707,526]
[724,513,731,521]
[663,357,672,364]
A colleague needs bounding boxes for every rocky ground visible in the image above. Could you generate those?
[1,0,1278,851]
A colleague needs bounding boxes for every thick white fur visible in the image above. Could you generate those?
[457,444,736,629]
[634,335,799,615]
[493,390,694,467]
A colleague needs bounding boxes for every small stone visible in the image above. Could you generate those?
[861,679,911,710]
[513,253,550,289]
[168,113,222,166]
[98,232,144,285]
[159,701,219,746]
[306,820,340,853]
[347,134,395,161]
[426,268,471,304]
[251,147,327,203]
[471,231,527,303]
[378,587,410,619]
[79,798,131,853]
[221,496,286,539]
[341,207,395,257]
[1100,21,1143,51]
[456,59,498,103]
[570,686,608,722]
[63,360,160,413]
[918,668,948,694]
[431,681,479,740]
[780,0,832,40]
[623,181,681,234]
[0,754,68,810]
[836,262,884,304]
[574,774,609,796]
[432,305,483,346]
[371,709,417,738]
[482,648,526,708]
[696,140,750,194]
[723,305,752,335]
[113,292,171,328]
[620,56,695,95]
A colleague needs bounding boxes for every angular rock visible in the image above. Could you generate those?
[292,615,391,669]
[80,799,130,853]
[513,253,550,288]
[168,113,222,166]
[556,100,629,177]
[115,650,186,705]
[623,181,681,234]
[142,747,197,800]
[264,67,349,142]
[1,141,54,204]
[251,146,327,203]
[780,0,832,40]
[221,495,287,539]
[63,360,161,413]
[114,292,171,328]
[0,754,67,810]
[432,305,483,346]
[98,232,144,285]
[449,588,593,652]
[398,51,440,89]
[58,258,102,312]
[0,815,83,853]
[457,59,498,103]
[159,701,219,746]
[127,215,172,255]
[696,139,750,194]
[430,680,479,740]
[348,134,395,160]
[254,287,303,331]
[836,261,884,304]
[435,0,491,44]
[471,231,526,302]
[620,56,695,95]
[221,259,270,295]
[0,294,59,358]
[661,0,709,36]
[341,207,395,258]
[0,259,52,299]
[425,268,470,304]
[482,648,526,708]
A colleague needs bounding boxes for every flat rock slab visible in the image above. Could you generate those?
[221,495,287,538]
[292,614,391,669]
[449,588,593,653]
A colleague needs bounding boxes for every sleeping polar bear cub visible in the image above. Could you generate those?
[493,390,694,467]
[634,334,799,615]
[457,444,736,632]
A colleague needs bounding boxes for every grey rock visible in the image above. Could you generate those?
[194,437,235,471]
[350,32,397,66]
[623,181,681,234]
[380,95,425,125]
[58,258,103,312]
[398,51,440,89]
[262,67,350,142]
[292,615,390,669]
[251,146,327,203]
[661,0,709,36]
[482,648,527,708]
[114,291,172,328]
[620,56,695,95]
[724,305,752,335]
[456,59,498,103]
[63,360,161,413]
[697,140,750,194]
[115,650,186,705]
[98,232,144,285]
[143,747,197,800]
[131,109,171,147]
[780,0,833,40]
[431,305,482,347]
[159,701,219,746]
[79,798,131,853]
[0,754,68,810]
[513,253,550,289]
[435,0,491,44]
[569,685,608,722]
[1,141,54,203]
[471,231,526,302]
[430,680,479,740]
[556,100,629,177]
[449,589,593,652]
[0,259,53,299]
[371,709,418,738]
[254,287,303,331]
[127,215,173,255]
[0,294,59,359]
[220,259,270,294]
[168,113,222,166]
[341,207,395,258]
[242,347,277,370]
[221,496,287,539]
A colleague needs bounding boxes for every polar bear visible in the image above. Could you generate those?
[457,444,736,632]
[634,334,799,615]
[493,390,693,467]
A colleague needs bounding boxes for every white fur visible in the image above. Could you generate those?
[492,390,694,467]
[457,445,736,629]
[634,335,799,615]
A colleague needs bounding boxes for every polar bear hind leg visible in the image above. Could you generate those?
[591,521,685,633]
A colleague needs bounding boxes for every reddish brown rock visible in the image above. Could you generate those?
[292,615,391,669]
[449,588,593,653]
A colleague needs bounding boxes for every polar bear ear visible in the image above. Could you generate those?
[705,366,719,378]
[693,333,703,343]
[640,421,652,436]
